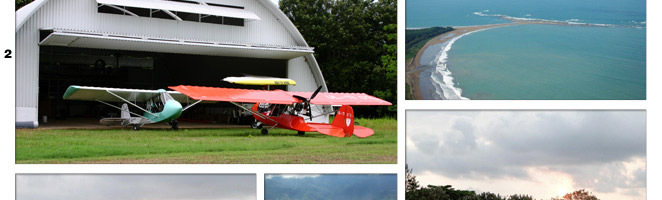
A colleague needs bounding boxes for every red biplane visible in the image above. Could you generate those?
[169,85,392,138]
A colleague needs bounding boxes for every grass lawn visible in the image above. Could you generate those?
[16,118,396,164]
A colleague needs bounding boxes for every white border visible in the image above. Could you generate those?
[3,0,660,199]
[400,1,658,200]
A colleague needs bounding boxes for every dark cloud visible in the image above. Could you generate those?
[16,174,256,200]
[406,111,646,197]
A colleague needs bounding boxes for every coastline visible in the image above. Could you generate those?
[404,12,642,100]
[406,22,528,100]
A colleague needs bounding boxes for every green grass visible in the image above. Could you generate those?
[15,118,396,164]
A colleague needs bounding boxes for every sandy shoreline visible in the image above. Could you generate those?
[405,22,529,100]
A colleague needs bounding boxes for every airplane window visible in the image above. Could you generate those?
[270,104,282,117]
[161,92,174,102]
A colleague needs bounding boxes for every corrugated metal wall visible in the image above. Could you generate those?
[288,57,329,123]
[15,8,41,127]
[16,0,325,127]
[288,57,318,92]
[28,0,299,46]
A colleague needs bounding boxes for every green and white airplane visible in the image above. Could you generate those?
[63,86,203,130]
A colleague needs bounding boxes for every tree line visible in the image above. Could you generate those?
[405,27,454,60]
[406,165,600,200]
[280,0,397,117]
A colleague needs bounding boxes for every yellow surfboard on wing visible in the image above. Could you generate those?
[223,77,296,86]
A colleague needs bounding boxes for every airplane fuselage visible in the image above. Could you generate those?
[250,103,315,132]
[144,99,183,123]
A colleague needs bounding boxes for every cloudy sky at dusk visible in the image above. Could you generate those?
[406,111,646,200]
[16,174,256,200]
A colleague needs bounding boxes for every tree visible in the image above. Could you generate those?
[552,189,599,200]
[405,164,419,192]
[16,0,34,10]
[280,0,397,117]
[474,192,503,200]
[507,194,534,200]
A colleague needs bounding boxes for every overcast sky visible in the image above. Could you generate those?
[406,111,646,200]
[16,174,256,200]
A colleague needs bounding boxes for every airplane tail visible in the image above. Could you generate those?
[121,103,130,119]
[332,105,355,137]
[308,105,374,138]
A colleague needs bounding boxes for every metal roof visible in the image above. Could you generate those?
[96,0,261,21]
[40,29,314,59]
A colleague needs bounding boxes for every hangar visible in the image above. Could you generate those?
[15,0,329,128]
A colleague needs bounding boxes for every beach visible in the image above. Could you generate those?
[406,23,524,99]
[404,14,642,100]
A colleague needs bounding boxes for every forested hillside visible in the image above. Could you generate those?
[266,174,397,200]
[405,27,454,60]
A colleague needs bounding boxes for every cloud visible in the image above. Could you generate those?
[16,174,256,200]
[265,174,320,179]
[406,111,646,199]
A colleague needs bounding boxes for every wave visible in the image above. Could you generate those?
[428,30,491,100]
[473,11,644,28]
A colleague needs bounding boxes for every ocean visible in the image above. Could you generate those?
[407,0,646,100]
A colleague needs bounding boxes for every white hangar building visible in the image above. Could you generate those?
[15,0,329,128]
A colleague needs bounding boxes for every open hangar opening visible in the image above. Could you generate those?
[38,45,288,126]
[16,0,330,128]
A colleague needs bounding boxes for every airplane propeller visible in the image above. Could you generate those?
[292,86,323,120]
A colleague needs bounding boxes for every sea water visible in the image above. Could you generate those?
[450,25,645,100]
[406,0,645,28]
[407,0,646,100]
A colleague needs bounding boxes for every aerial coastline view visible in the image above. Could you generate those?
[406,0,646,100]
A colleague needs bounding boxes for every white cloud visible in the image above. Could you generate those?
[265,174,320,179]
[16,174,256,200]
[406,111,646,200]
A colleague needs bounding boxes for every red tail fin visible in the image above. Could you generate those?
[332,105,354,137]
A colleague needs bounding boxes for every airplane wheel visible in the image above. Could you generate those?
[133,125,141,130]
[251,121,263,129]
[261,128,268,135]
[171,120,179,130]
[298,131,305,136]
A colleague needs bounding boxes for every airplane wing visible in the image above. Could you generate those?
[286,91,392,106]
[169,85,392,106]
[223,76,296,85]
[62,85,196,103]
[305,124,374,138]
[99,118,128,126]
[306,123,347,137]
[169,85,298,104]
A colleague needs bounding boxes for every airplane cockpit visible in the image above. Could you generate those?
[257,103,294,117]
[146,91,174,113]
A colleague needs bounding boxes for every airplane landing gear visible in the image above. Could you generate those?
[261,128,268,135]
[169,120,178,130]
[298,131,305,136]
[251,120,263,129]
